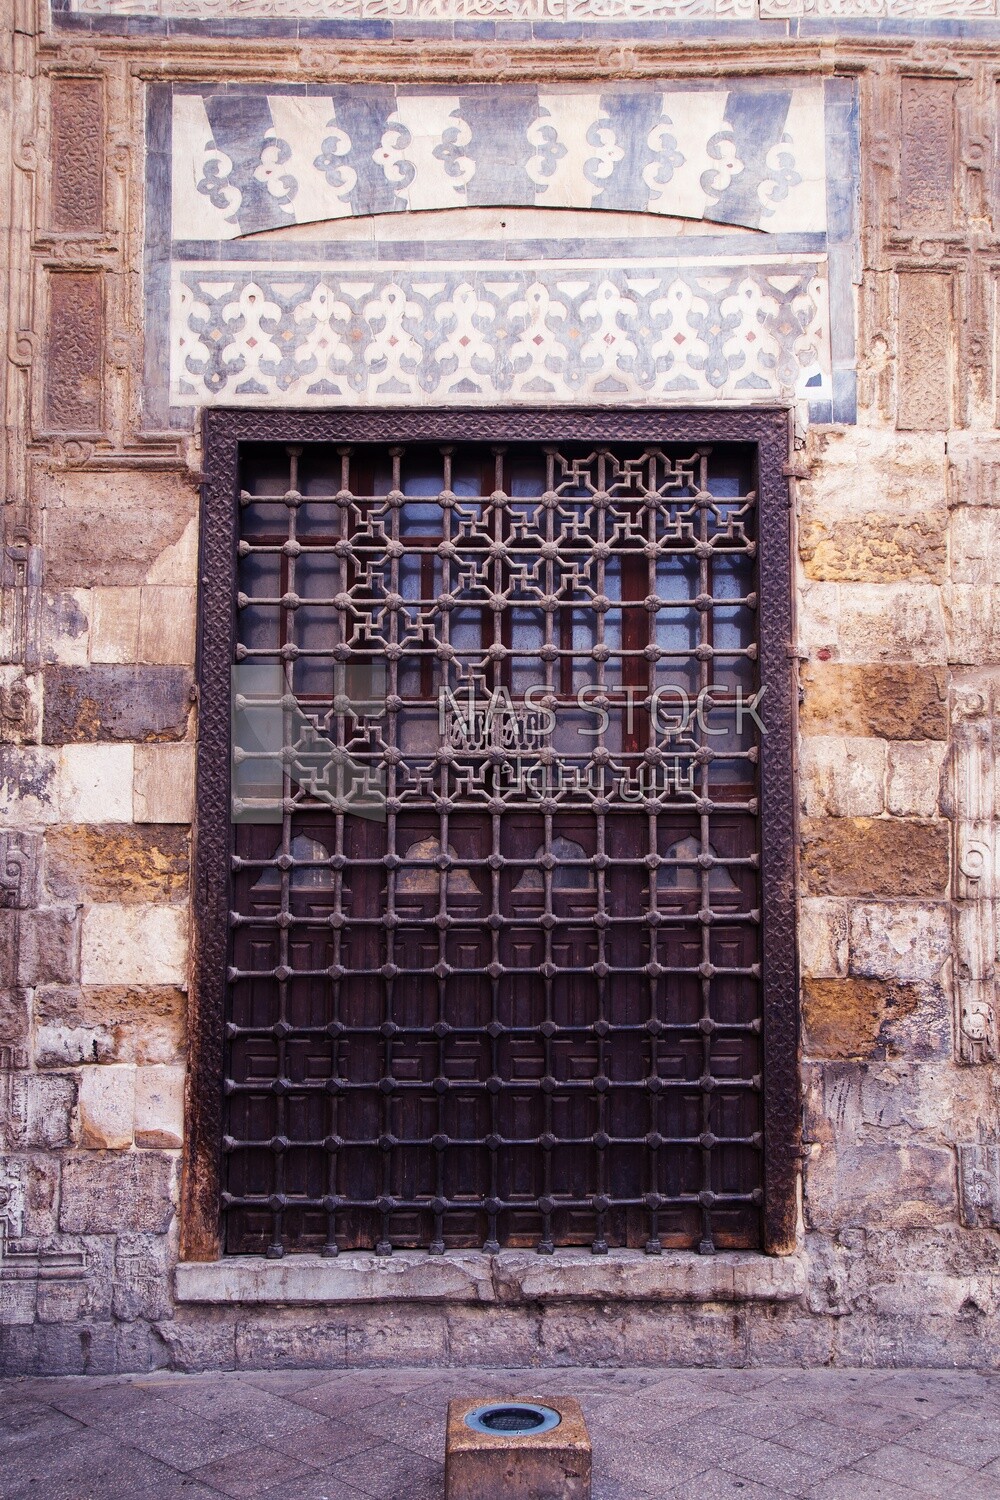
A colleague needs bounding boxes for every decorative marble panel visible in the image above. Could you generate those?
[170,260,830,406]
[170,85,828,239]
[146,80,858,424]
[55,0,1000,27]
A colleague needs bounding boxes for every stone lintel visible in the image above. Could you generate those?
[174,1249,806,1306]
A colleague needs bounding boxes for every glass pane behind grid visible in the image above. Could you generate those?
[225,440,764,1257]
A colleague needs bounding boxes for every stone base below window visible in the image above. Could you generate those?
[175,1249,806,1306]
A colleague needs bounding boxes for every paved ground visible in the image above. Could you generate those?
[2,1364,999,1500]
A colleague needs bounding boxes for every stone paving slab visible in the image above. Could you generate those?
[2,1366,999,1500]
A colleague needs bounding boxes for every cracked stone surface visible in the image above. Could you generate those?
[2,1364,999,1499]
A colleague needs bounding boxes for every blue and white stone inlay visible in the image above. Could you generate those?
[170,84,829,240]
[149,78,858,423]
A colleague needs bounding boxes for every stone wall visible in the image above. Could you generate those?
[1,0,999,1373]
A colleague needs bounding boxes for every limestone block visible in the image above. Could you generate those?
[78,1064,136,1150]
[2,1074,78,1149]
[34,1022,115,1068]
[35,984,186,1066]
[16,907,81,986]
[81,905,187,986]
[113,1233,173,1322]
[801,818,950,898]
[58,1151,176,1234]
[0,830,42,910]
[957,1144,1000,1229]
[805,1142,956,1231]
[0,988,30,1047]
[44,824,189,905]
[138,587,196,665]
[799,515,945,584]
[133,1064,184,1148]
[945,584,1000,666]
[42,471,198,590]
[800,736,886,817]
[948,508,1000,587]
[802,977,945,1061]
[40,590,90,666]
[947,432,1000,508]
[799,430,947,516]
[58,744,133,823]
[797,581,839,655]
[90,588,141,664]
[798,658,942,744]
[42,665,193,744]
[133,743,195,824]
[0,668,42,746]
[145,515,199,588]
[848,902,950,981]
[834,585,947,665]
[886,741,947,817]
[0,747,60,825]
[799,898,849,978]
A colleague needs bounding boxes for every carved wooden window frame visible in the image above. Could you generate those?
[181,406,799,1263]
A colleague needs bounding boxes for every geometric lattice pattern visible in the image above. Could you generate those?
[224,440,764,1257]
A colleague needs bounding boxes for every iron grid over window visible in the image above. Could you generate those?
[189,410,798,1264]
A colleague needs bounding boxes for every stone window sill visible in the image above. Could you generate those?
[175,1248,805,1306]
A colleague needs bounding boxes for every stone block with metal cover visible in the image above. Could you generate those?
[444,1397,591,1499]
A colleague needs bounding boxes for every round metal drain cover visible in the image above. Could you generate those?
[464,1402,562,1436]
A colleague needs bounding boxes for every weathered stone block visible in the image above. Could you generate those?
[799,431,947,516]
[802,977,941,1060]
[0,668,42,745]
[45,824,189,906]
[886,741,946,817]
[0,747,60,825]
[0,830,42,910]
[799,898,849,979]
[81,905,187,987]
[0,988,31,1047]
[35,985,186,1066]
[90,588,141,665]
[0,912,17,988]
[58,744,133,823]
[43,666,193,744]
[40,590,90,667]
[805,1141,956,1231]
[947,432,1000,508]
[1,1074,78,1150]
[78,1065,136,1150]
[139,587,197,666]
[848,902,950,982]
[133,1064,184,1149]
[42,472,198,590]
[945,584,1000,666]
[799,737,886,817]
[133,744,195,825]
[16,906,81,987]
[957,1144,1000,1229]
[948,508,1000,587]
[59,1151,176,1235]
[34,1021,116,1068]
[834,584,948,664]
[799,515,945,583]
[113,1233,173,1322]
[799,664,948,741]
[801,818,949,898]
